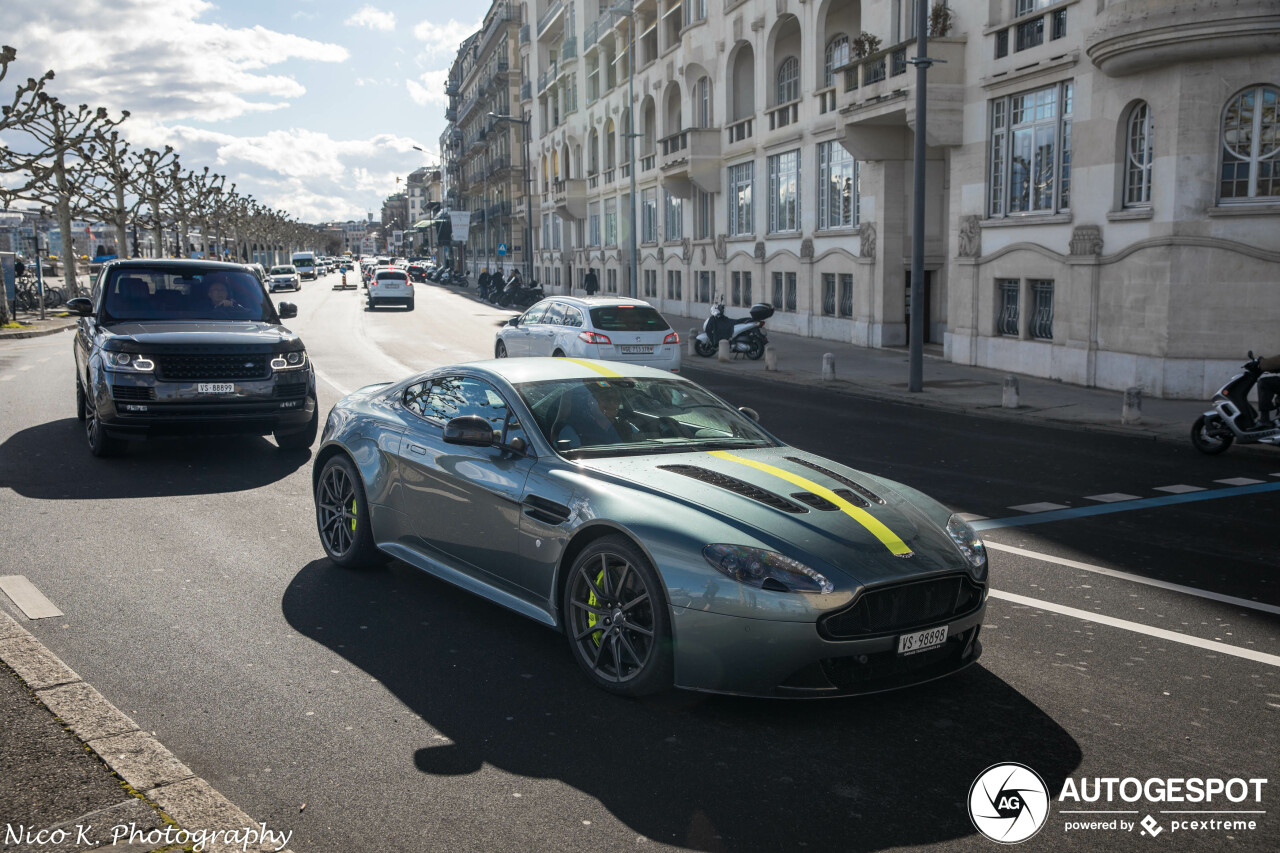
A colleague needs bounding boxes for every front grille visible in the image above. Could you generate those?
[785,457,882,505]
[274,382,308,399]
[111,385,155,402]
[818,627,977,690]
[658,465,807,513]
[155,354,271,381]
[820,574,984,639]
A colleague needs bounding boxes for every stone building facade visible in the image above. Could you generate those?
[506,0,1279,398]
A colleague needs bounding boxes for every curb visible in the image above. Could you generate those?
[0,611,295,853]
[0,322,77,341]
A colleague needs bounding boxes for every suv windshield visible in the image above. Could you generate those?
[101,268,277,323]
[270,266,295,275]
[517,377,774,457]
[589,305,670,332]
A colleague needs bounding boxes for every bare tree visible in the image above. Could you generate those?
[130,146,178,257]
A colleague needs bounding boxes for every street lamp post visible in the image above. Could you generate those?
[488,112,534,284]
[906,0,933,392]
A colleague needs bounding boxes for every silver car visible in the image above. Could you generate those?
[268,265,300,292]
[495,297,682,372]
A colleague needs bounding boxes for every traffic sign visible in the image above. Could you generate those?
[498,243,507,256]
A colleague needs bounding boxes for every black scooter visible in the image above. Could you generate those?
[1191,351,1280,454]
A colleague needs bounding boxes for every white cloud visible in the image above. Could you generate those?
[406,69,450,107]
[345,5,396,32]
[0,0,348,123]
[412,18,482,57]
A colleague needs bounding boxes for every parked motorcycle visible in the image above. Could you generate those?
[694,301,773,360]
[1191,351,1280,454]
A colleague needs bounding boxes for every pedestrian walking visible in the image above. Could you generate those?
[583,267,599,296]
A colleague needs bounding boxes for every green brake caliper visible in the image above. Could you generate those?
[587,569,605,647]
[351,498,358,532]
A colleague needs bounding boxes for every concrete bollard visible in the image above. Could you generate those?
[717,339,731,362]
[1002,375,1020,409]
[764,346,778,371]
[688,328,698,358]
[1122,386,1142,424]
[821,352,835,381]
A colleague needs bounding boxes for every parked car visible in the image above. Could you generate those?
[311,358,989,697]
[495,297,681,372]
[66,259,317,457]
[267,264,301,292]
[368,268,414,310]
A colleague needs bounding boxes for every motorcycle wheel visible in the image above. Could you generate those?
[1190,415,1234,455]
[745,336,766,360]
[694,339,716,358]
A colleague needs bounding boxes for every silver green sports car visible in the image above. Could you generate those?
[312,358,989,697]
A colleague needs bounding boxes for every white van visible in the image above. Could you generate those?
[291,252,317,281]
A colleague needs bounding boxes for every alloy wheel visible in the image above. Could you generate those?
[317,464,358,557]
[567,551,656,684]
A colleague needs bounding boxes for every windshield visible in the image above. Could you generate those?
[101,268,277,323]
[589,305,671,332]
[293,258,315,268]
[270,266,295,275]
[516,377,775,458]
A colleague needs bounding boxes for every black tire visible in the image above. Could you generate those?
[693,339,715,358]
[745,336,765,360]
[562,535,672,697]
[83,384,124,458]
[1191,414,1234,455]
[496,340,508,358]
[367,299,376,310]
[274,406,318,450]
[75,375,87,422]
[552,349,566,358]
[406,299,415,310]
[315,454,384,568]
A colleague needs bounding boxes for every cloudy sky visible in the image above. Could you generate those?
[0,0,483,223]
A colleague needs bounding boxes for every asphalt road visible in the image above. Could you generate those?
[0,272,1276,852]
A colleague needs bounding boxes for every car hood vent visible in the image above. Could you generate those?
[657,465,809,513]
[785,457,883,505]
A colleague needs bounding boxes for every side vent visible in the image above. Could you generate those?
[658,465,809,513]
[785,457,883,505]
[790,491,838,511]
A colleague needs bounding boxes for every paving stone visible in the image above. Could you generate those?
[0,634,80,689]
[37,681,139,742]
[87,731,193,792]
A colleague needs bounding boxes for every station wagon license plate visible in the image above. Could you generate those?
[897,625,947,655]
[619,345,654,354]
[197,383,235,394]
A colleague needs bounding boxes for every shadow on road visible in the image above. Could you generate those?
[0,417,310,500]
[283,557,1082,852]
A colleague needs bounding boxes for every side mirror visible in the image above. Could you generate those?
[507,315,521,326]
[278,302,298,319]
[65,297,93,316]
[738,406,760,423]
[443,414,496,447]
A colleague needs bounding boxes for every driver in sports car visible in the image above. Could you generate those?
[555,382,643,448]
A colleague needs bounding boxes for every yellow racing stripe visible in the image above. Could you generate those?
[561,357,622,377]
[707,450,914,557]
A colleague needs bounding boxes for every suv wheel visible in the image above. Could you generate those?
[84,387,124,458]
[75,375,87,422]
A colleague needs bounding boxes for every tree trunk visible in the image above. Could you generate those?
[151,200,164,258]
[55,154,81,299]
[178,219,189,258]
[114,186,129,259]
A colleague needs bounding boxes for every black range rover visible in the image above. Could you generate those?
[69,259,318,457]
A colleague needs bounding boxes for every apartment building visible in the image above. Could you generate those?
[515,0,1279,398]
[440,2,530,276]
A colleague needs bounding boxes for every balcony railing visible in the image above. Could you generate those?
[640,154,656,171]
[660,130,687,157]
[891,47,908,77]
[603,168,616,183]
[459,94,480,122]
[620,162,630,179]
[588,174,599,189]
[445,79,460,96]
[766,100,799,131]
[725,116,753,144]
[561,36,578,62]
[584,17,606,47]
[520,24,530,45]
[537,0,564,36]
[445,106,457,122]
[520,80,532,101]
[537,63,558,94]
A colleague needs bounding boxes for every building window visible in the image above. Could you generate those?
[731,271,752,306]
[666,269,682,300]
[1031,280,1054,340]
[554,267,562,288]
[552,213,561,249]
[604,198,618,246]
[768,150,800,233]
[697,270,714,303]
[1016,0,1055,15]
[689,0,706,23]
[588,202,601,246]
[643,268,658,297]
[772,271,797,311]
[694,188,712,240]
[664,190,683,241]
[822,273,836,315]
[641,188,658,243]
[777,56,800,105]
[1015,17,1043,52]
[1124,102,1153,208]
[728,161,753,236]
[1220,85,1280,202]
[823,35,849,89]
[995,29,1009,59]
[696,77,712,128]
[818,141,858,230]
[839,273,853,317]
[1051,8,1067,39]
[998,279,1020,336]
[988,81,1073,217]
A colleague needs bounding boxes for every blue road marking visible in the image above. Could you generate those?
[973,481,1280,530]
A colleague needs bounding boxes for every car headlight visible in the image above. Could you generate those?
[702,544,834,594]
[104,352,154,372]
[271,350,308,370]
[946,514,987,578]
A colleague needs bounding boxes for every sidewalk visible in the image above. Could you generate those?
[3,273,81,340]
[0,611,294,853]
[662,310,1212,447]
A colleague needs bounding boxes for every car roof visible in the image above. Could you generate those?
[539,296,657,309]
[451,357,688,386]
[104,258,259,272]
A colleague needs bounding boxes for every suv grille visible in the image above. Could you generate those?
[155,354,271,381]
[820,574,984,639]
[112,385,155,402]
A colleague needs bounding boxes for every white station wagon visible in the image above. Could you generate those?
[494,296,681,372]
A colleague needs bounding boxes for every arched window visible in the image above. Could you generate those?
[588,131,599,174]
[1124,102,1153,207]
[776,56,799,105]
[823,35,849,89]
[1220,85,1280,201]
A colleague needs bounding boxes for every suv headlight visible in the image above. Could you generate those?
[104,352,154,373]
[946,514,987,578]
[271,350,308,370]
[702,544,834,594]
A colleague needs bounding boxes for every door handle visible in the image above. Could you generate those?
[408,443,426,455]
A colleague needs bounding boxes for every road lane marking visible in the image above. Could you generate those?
[1215,477,1265,486]
[1154,484,1206,494]
[984,541,1280,616]
[974,481,1280,530]
[311,365,351,397]
[1084,493,1141,503]
[0,576,64,619]
[989,589,1280,668]
[1007,501,1070,513]
[0,375,12,382]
